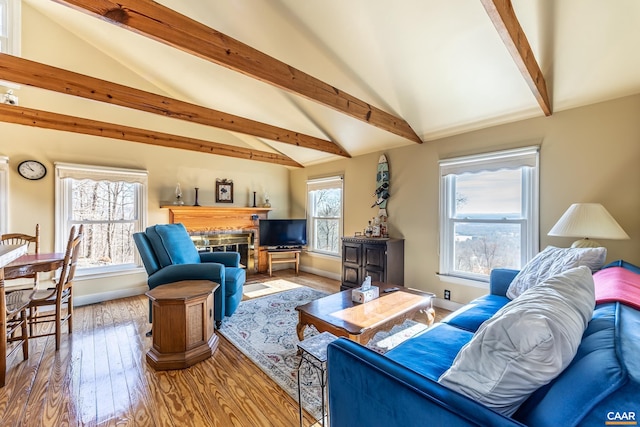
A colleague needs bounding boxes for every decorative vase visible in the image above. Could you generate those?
[194,187,200,206]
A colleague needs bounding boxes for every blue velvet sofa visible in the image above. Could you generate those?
[133,223,246,328]
[327,260,640,427]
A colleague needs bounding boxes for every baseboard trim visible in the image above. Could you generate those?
[432,297,464,312]
[74,285,149,307]
[299,265,341,282]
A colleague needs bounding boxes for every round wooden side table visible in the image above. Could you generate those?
[145,280,219,370]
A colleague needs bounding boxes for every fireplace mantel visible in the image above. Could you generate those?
[160,205,271,232]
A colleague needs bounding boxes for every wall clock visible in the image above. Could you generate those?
[17,160,47,180]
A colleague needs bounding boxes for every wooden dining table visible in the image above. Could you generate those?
[3,253,66,281]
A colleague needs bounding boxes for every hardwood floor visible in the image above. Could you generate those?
[0,270,448,426]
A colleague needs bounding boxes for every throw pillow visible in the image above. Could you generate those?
[438,265,595,416]
[154,223,201,265]
[506,245,606,299]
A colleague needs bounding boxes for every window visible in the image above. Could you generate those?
[55,163,148,276]
[0,0,20,55]
[0,156,8,234]
[307,175,343,256]
[439,147,539,282]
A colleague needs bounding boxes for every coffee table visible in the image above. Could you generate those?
[295,283,435,345]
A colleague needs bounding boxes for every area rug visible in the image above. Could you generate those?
[218,285,429,419]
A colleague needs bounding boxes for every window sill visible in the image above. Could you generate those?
[436,273,489,289]
[74,266,146,281]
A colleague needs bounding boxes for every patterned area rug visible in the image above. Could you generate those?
[218,284,429,419]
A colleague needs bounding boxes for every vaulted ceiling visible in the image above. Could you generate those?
[4,0,640,167]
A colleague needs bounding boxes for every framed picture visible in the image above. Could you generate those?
[216,179,233,203]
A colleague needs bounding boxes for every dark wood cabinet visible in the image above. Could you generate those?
[341,237,404,290]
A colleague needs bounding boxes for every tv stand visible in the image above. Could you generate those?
[267,249,301,277]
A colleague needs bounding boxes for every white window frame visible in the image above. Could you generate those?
[439,146,539,283]
[0,0,21,55]
[307,175,344,257]
[55,162,148,278]
[0,156,8,234]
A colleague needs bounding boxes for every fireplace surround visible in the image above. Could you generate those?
[161,206,271,273]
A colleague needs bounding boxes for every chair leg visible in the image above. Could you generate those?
[55,304,61,351]
[68,292,73,335]
[20,309,28,360]
[0,323,6,388]
[29,307,37,337]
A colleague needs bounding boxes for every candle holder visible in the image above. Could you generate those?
[194,187,200,206]
[173,183,184,205]
[252,191,257,208]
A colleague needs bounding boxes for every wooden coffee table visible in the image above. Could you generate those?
[295,283,435,345]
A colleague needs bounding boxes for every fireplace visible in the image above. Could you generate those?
[191,231,253,270]
[161,205,271,273]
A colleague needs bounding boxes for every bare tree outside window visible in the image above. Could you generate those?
[307,176,343,256]
[71,179,138,268]
[310,188,341,253]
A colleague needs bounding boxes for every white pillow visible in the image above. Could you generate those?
[438,266,595,416]
[506,245,606,299]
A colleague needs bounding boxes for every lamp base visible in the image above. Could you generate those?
[570,238,602,248]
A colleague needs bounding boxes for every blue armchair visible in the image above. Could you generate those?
[133,223,245,328]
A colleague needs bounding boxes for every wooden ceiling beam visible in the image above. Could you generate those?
[481,0,552,116]
[0,54,347,158]
[53,0,423,144]
[0,104,302,167]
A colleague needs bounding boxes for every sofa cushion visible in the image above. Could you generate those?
[385,323,474,381]
[145,225,172,268]
[154,223,201,265]
[514,302,629,426]
[439,265,595,416]
[441,294,510,333]
[506,245,606,299]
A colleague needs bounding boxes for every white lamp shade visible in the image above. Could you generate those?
[548,203,630,240]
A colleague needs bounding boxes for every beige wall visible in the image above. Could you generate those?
[4,4,639,306]
[0,5,290,302]
[292,94,640,304]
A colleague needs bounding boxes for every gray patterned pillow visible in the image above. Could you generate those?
[506,246,606,300]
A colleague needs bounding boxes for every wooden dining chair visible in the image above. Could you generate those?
[0,271,30,387]
[28,225,83,351]
[0,224,40,289]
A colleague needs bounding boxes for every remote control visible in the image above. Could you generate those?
[383,287,399,293]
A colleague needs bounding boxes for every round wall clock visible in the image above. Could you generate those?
[17,160,47,180]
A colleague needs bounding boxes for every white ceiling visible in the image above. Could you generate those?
[20,0,640,167]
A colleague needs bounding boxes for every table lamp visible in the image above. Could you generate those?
[548,203,630,248]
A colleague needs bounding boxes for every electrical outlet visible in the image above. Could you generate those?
[444,289,451,300]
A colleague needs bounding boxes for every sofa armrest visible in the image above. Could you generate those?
[489,269,519,297]
[199,251,240,267]
[147,263,224,289]
[327,339,524,427]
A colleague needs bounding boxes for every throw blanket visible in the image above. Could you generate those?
[593,267,640,310]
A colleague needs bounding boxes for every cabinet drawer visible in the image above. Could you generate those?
[363,267,385,283]
[342,263,360,288]
[343,242,361,265]
[363,244,386,270]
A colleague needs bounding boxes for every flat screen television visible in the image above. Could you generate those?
[259,219,307,248]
